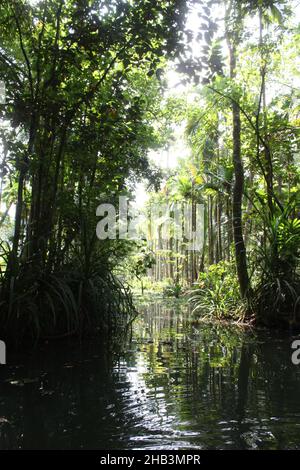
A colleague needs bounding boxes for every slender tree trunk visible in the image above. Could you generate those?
[226,193,232,260]
[208,196,214,265]
[232,96,250,297]
[199,209,206,272]
[227,22,251,300]
[10,169,25,272]
[217,196,223,261]
[215,199,219,262]
[259,7,274,215]
[8,118,35,275]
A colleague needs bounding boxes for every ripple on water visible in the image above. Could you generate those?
[0,300,300,449]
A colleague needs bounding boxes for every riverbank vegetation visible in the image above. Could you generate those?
[0,0,299,345]
[0,0,192,344]
[126,0,300,327]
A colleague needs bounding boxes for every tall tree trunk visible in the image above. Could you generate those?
[8,118,35,276]
[226,16,251,300]
[217,195,223,261]
[259,6,274,215]
[232,95,250,298]
[10,169,26,274]
[208,196,214,265]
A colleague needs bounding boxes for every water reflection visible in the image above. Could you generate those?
[0,299,300,449]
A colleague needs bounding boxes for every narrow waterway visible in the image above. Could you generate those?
[0,299,300,449]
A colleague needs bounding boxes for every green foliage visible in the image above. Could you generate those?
[0,258,137,346]
[163,282,183,298]
[252,198,300,326]
[189,261,244,321]
[0,0,299,340]
[0,0,192,344]
[127,246,156,294]
[132,248,156,279]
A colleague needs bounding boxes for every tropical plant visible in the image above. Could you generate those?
[252,197,300,327]
[189,261,244,321]
[163,282,183,298]
[0,0,190,344]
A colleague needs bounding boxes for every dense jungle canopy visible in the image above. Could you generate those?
[0,0,299,345]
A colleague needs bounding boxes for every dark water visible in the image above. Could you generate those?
[0,299,300,450]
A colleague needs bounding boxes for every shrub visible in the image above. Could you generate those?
[189,261,243,321]
[163,282,183,298]
[0,259,137,346]
[252,202,300,327]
